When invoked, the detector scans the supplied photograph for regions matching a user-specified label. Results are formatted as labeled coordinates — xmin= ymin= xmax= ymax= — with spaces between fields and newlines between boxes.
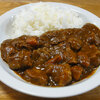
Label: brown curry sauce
xmin=1 ymin=23 xmax=100 ymax=87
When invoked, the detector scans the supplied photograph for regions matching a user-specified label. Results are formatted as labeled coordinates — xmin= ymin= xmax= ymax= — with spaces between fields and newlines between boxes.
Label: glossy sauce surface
xmin=1 ymin=23 xmax=100 ymax=87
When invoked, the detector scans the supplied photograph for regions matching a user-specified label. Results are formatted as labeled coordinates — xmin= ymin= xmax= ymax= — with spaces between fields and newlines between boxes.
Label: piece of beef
xmin=68 ymin=37 xmax=82 ymax=51
xmin=8 ymin=50 xmax=33 ymax=70
xmin=63 ymin=47 xmax=77 ymax=64
xmin=1 ymin=39 xmax=16 ymax=62
xmin=78 ymin=52 xmax=90 ymax=67
xmin=46 ymin=55 xmax=62 ymax=64
xmin=26 ymin=36 xmax=39 ymax=46
xmin=46 ymin=64 xmax=72 ymax=86
xmin=80 ymin=45 xmax=100 ymax=67
xmin=32 ymin=47 xmax=51 ymax=66
xmin=11 ymin=35 xmax=39 ymax=50
xmin=71 ymin=66 xmax=83 ymax=80
xmin=86 ymin=32 xmax=100 ymax=46
xmin=39 ymin=29 xmax=66 ymax=46
xmin=26 ymin=67 xmax=48 ymax=86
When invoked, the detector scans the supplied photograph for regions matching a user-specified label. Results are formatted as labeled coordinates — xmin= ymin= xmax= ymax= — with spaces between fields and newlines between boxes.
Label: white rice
xmin=10 ymin=2 xmax=84 ymax=38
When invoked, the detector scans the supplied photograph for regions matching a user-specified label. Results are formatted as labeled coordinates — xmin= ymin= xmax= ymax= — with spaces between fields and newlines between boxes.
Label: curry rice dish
xmin=1 ymin=23 xmax=100 ymax=87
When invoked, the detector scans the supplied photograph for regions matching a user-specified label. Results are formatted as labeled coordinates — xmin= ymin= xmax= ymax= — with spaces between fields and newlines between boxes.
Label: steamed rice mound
xmin=10 ymin=2 xmax=84 ymax=38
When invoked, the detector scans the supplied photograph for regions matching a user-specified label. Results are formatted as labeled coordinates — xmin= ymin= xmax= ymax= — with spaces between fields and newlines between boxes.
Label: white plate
xmin=0 ymin=2 xmax=100 ymax=98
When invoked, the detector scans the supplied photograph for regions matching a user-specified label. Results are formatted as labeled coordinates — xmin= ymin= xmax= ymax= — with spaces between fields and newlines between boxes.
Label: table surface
xmin=0 ymin=0 xmax=100 ymax=100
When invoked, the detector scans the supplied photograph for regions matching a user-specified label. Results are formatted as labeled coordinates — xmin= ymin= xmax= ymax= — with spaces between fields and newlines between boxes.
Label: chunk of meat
xmin=26 ymin=36 xmax=39 ymax=46
xmin=78 ymin=52 xmax=90 ymax=67
xmin=49 ymin=42 xmax=67 ymax=57
xmin=86 ymin=32 xmax=100 ymax=46
xmin=90 ymin=54 xmax=100 ymax=67
xmin=89 ymin=46 xmax=100 ymax=67
xmin=82 ymin=23 xmax=100 ymax=46
xmin=39 ymin=30 xmax=66 ymax=46
xmin=32 ymin=47 xmax=51 ymax=66
xmin=46 ymin=55 xmax=62 ymax=64
xmin=80 ymin=45 xmax=100 ymax=67
xmin=1 ymin=39 xmax=16 ymax=62
xmin=63 ymin=47 xmax=77 ymax=64
xmin=46 ymin=64 xmax=72 ymax=86
xmin=86 ymin=32 xmax=96 ymax=44
xmin=26 ymin=67 xmax=48 ymax=86
xmin=11 ymin=38 xmax=32 ymax=50
xmin=95 ymin=34 xmax=100 ymax=46
xmin=80 ymin=45 xmax=97 ymax=56
xmin=71 ymin=66 xmax=83 ymax=80
xmin=68 ymin=37 xmax=82 ymax=51
xmin=8 ymin=50 xmax=33 ymax=70
xmin=82 ymin=23 xmax=100 ymax=33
